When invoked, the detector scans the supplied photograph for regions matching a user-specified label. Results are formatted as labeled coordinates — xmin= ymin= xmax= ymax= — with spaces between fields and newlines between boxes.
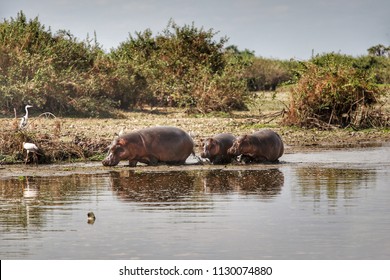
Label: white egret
xmin=19 ymin=105 xmax=33 ymax=129
xmin=23 ymin=142 xmax=40 ymax=164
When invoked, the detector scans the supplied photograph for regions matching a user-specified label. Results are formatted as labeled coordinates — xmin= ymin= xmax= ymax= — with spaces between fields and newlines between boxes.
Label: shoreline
xmin=1 ymin=104 xmax=389 ymax=166
xmin=1 ymin=142 xmax=389 ymax=179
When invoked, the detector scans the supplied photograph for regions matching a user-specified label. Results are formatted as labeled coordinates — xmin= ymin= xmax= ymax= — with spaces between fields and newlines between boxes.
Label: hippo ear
xmin=203 ymin=138 xmax=211 ymax=145
xmin=109 ymin=137 xmax=118 ymax=148
xmin=242 ymin=135 xmax=251 ymax=143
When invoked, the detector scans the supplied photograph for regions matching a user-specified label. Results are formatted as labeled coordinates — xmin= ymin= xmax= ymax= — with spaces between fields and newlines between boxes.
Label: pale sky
xmin=1 ymin=0 xmax=389 ymax=60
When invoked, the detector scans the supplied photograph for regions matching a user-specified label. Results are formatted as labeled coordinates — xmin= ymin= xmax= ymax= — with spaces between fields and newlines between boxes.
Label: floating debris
xmin=87 ymin=212 xmax=96 ymax=224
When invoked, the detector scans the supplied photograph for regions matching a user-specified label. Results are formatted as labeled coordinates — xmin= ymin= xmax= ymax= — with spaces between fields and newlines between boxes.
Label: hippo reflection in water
xmin=109 ymin=170 xmax=196 ymax=203
xmin=203 ymin=169 xmax=284 ymax=198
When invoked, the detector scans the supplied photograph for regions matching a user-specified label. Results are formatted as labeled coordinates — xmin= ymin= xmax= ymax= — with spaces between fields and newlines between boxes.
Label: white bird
xmin=19 ymin=105 xmax=33 ymax=129
xmin=23 ymin=177 xmax=38 ymax=199
xmin=23 ymin=142 xmax=40 ymax=164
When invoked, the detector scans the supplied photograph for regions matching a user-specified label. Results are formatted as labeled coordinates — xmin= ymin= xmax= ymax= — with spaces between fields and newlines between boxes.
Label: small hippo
xmin=201 ymin=133 xmax=236 ymax=164
xmin=102 ymin=126 xmax=194 ymax=166
xmin=228 ymin=129 xmax=284 ymax=163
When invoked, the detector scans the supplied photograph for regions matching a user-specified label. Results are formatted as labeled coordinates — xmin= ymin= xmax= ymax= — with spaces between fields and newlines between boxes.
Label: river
xmin=1 ymin=146 xmax=389 ymax=259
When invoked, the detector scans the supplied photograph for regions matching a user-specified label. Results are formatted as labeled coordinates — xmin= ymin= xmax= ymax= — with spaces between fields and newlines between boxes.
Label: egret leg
xmin=32 ymin=152 xmax=38 ymax=164
xmin=25 ymin=151 xmax=29 ymax=164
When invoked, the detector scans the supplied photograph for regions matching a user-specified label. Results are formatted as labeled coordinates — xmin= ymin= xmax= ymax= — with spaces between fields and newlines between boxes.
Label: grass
xmin=1 ymin=91 xmax=389 ymax=164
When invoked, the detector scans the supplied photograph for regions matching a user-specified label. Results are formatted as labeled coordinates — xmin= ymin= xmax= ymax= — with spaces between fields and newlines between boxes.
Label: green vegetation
xmin=244 ymin=57 xmax=296 ymax=91
xmin=0 ymin=11 xmax=389 ymax=129
xmin=111 ymin=20 xmax=249 ymax=112
xmin=0 ymin=12 xmax=248 ymax=116
xmin=284 ymin=53 xmax=389 ymax=129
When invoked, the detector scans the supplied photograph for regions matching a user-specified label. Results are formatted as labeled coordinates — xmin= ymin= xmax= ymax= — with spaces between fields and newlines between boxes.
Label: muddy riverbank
xmin=1 ymin=95 xmax=389 ymax=166
xmin=1 ymin=143 xmax=389 ymax=179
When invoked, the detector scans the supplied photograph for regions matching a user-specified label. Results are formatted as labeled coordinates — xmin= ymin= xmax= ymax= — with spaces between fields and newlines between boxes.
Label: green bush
xmin=1 ymin=14 xmax=248 ymax=115
xmin=2 ymin=12 xmax=388 ymax=119
xmin=285 ymin=53 xmax=386 ymax=128
xmin=244 ymin=57 xmax=294 ymax=91
xmin=0 ymin=12 xmax=137 ymax=117
xmin=112 ymin=20 xmax=248 ymax=112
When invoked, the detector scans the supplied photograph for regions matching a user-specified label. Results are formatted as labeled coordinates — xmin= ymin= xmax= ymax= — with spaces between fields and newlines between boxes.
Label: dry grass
xmin=1 ymin=91 xmax=389 ymax=164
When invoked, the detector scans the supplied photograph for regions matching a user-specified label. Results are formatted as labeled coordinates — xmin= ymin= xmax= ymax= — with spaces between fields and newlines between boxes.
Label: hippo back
xmin=138 ymin=126 xmax=194 ymax=162
xmin=252 ymin=129 xmax=284 ymax=161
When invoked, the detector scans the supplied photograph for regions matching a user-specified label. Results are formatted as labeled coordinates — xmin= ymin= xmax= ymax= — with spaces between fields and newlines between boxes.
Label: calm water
xmin=1 ymin=146 xmax=389 ymax=260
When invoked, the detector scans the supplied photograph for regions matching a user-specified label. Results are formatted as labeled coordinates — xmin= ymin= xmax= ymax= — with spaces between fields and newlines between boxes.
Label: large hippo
xmin=228 ymin=129 xmax=284 ymax=163
xmin=102 ymin=126 xmax=194 ymax=166
xmin=201 ymin=133 xmax=236 ymax=164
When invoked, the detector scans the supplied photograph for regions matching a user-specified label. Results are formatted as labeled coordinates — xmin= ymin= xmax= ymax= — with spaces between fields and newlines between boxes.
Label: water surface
xmin=1 ymin=146 xmax=389 ymax=259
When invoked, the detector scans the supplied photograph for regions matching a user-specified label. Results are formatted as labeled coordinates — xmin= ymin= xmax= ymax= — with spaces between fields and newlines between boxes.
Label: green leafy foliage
xmin=244 ymin=57 xmax=295 ymax=91
xmin=0 ymin=11 xmax=138 ymax=117
xmin=285 ymin=53 xmax=386 ymax=128
xmin=0 ymin=12 xmax=388 ymax=120
xmin=111 ymin=20 xmax=248 ymax=112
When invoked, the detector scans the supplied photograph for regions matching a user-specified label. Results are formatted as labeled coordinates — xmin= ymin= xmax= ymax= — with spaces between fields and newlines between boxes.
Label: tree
xmin=367 ymin=44 xmax=390 ymax=57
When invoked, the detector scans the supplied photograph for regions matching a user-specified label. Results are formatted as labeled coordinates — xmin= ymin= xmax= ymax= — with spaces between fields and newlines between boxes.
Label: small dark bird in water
xmin=87 ymin=212 xmax=96 ymax=224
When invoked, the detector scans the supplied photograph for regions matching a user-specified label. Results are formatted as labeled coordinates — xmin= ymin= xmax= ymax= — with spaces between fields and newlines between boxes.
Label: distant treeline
xmin=1 ymin=11 xmax=389 ymax=119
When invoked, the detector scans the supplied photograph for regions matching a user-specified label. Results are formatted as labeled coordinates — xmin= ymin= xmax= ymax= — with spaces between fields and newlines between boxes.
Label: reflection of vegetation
xmin=0 ymin=177 xmax=44 ymax=230
xmin=295 ymin=167 xmax=375 ymax=202
xmin=0 ymin=175 xmax=104 ymax=231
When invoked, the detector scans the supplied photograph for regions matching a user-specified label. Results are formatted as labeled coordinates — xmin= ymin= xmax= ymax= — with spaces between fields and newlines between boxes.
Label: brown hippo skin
xmin=201 ymin=133 xmax=236 ymax=164
xmin=227 ymin=129 xmax=284 ymax=163
xmin=102 ymin=126 xmax=194 ymax=166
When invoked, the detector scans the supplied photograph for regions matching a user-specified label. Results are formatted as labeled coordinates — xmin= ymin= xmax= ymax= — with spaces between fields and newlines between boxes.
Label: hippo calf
xmin=102 ymin=126 xmax=194 ymax=166
xmin=201 ymin=133 xmax=236 ymax=164
xmin=228 ymin=129 xmax=284 ymax=163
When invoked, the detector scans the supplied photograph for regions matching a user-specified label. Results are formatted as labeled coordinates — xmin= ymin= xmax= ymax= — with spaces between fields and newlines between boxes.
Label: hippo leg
xmin=168 ymin=160 xmax=186 ymax=165
xmin=253 ymin=156 xmax=270 ymax=163
xmin=239 ymin=155 xmax=257 ymax=164
xmin=129 ymin=160 xmax=138 ymax=167
xmin=148 ymin=157 xmax=159 ymax=166
xmin=212 ymin=155 xmax=228 ymax=165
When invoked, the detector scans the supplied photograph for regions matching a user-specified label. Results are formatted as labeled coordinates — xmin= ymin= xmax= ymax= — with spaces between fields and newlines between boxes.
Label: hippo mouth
xmin=227 ymin=147 xmax=240 ymax=156
xmin=200 ymin=151 xmax=209 ymax=158
xmin=102 ymin=152 xmax=121 ymax=166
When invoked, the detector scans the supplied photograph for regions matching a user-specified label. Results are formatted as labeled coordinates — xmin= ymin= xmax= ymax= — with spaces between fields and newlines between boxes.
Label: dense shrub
xmin=0 ymin=12 xmax=138 ymax=117
xmin=1 ymin=14 xmax=248 ymax=115
xmin=112 ymin=20 xmax=248 ymax=112
xmin=244 ymin=57 xmax=294 ymax=91
xmin=284 ymin=54 xmax=386 ymax=129
xmin=1 ymin=12 xmax=388 ymax=119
